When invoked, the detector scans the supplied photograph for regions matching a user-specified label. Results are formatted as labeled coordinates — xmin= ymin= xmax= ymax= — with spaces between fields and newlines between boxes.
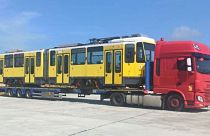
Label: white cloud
xmin=171 ymin=26 xmax=202 ymax=40
xmin=0 ymin=11 xmax=45 ymax=52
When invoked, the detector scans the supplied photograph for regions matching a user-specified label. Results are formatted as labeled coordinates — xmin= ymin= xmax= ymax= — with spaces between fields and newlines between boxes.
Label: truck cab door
xmin=176 ymin=57 xmax=195 ymax=100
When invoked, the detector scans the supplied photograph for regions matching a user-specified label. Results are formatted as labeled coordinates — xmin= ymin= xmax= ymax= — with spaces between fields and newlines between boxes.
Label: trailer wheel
xmin=25 ymin=90 xmax=32 ymax=99
xmin=166 ymin=94 xmax=184 ymax=111
xmin=7 ymin=89 xmax=13 ymax=97
xmin=17 ymin=89 xmax=22 ymax=98
xmin=110 ymin=93 xmax=125 ymax=106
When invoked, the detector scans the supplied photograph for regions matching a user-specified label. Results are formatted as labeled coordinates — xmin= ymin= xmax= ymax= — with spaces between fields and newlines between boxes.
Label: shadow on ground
xmin=1 ymin=95 xmax=209 ymax=113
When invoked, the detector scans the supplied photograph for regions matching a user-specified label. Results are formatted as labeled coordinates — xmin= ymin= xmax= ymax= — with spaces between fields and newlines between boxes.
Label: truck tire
xmin=25 ymin=90 xmax=32 ymax=99
xmin=166 ymin=94 xmax=184 ymax=111
xmin=110 ymin=93 xmax=125 ymax=106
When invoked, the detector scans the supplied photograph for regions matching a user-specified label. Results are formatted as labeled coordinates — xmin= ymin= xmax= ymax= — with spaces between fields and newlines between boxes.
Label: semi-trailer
xmin=0 ymin=38 xmax=210 ymax=111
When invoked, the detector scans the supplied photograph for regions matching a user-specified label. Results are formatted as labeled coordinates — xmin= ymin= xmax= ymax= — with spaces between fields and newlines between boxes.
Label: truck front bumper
xmin=185 ymin=92 xmax=210 ymax=109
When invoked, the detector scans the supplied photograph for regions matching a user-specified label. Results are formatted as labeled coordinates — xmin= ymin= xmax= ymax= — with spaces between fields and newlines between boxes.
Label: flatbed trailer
xmin=0 ymin=86 xmax=163 ymax=109
xmin=0 ymin=86 xmax=64 ymax=99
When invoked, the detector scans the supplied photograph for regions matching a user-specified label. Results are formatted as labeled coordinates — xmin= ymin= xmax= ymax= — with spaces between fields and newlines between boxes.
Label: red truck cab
xmin=153 ymin=40 xmax=210 ymax=110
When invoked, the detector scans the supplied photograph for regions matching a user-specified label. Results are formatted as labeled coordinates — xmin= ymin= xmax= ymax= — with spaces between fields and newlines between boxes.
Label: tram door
xmin=0 ymin=59 xmax=3 ymax=82
xmin=56 ymin=54 xmax=69 ymax=84
xmin=105 ymin=50 xmax=122 ymax=85
xmin=25 ymin=57 xmax=35 ymax=84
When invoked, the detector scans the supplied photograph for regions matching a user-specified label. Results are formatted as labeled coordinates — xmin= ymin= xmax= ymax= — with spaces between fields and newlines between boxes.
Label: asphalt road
xmin=0 ymin=94 xmax=209 ymax=136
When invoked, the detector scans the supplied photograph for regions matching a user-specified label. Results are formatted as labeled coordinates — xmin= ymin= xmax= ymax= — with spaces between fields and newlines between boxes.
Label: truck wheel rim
xmin=115 ymin=95 xmax=122 ymax=103
xmin=170 ymin=98 xmax=180 ymax=108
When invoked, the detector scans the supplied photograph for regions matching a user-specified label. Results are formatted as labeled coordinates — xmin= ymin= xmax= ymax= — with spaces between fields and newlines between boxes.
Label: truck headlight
xmin=197 ymin=96 xmax=204 ymax=102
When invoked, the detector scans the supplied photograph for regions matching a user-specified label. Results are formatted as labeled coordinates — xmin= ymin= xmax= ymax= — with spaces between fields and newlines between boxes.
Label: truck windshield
xmin=194 ymin=53 xmax=210 ymax=74
xmin=144 ymin=43 xmax=155 ymax=62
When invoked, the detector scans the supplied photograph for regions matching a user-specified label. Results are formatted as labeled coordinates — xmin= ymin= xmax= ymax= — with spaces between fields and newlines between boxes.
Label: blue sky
xmin=0 ymin=0 xmax=210 ymax=52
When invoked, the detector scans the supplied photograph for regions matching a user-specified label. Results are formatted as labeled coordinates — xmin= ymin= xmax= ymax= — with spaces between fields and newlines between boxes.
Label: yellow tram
xmin=0 ymin=35 xmax=155 ymax=89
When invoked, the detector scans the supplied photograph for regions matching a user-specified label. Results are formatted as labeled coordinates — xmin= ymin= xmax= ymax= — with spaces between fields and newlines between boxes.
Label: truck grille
xmin=204 ymin=89 xmax=210 ymax=103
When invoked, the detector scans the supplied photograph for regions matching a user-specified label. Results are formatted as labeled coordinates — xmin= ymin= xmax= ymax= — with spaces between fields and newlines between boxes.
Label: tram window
xmin=106 ymin=52 xmax=112 ymax=73
xmin=87 ymin=46 xmax=103 ymax=64
xmin=144 ymin=43 xmax=155 ymax=62
xmin=136 ymin=42 xmax=145 ymax=63
xmin=4 ymin=54 xmax=13 ymax=68
xmin=115 ymin=51 xmax=121 ymax=73
xmin=25 ymin=58 xmax=29 ymax=74
xmin=64 ymin=55 xmax=69 ymax=74
xmin=0 ymin=60 xmax=3 ymax=74
xmin=71 ymin=48 xmax=86 ymax=65
xmin=14 ymin=53 xmax=24 ymax=67
xmin=50 ymin=51 xmax=55 ymax=66
xmin=31 ymin=58 xmax=35 ymax=74
xmin=125 ymin=44 xmax=134 ymax=63
xmin=36 ymin=52 xmax=41 ymax=67
xmin=57 ymin=56 xmax=62 ymax=74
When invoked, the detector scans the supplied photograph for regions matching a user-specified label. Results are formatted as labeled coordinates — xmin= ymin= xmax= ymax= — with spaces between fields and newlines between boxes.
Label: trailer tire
xmin=7 ymin=89 xmax=13 ymax=97
xmin=110 ymin=93 xmax=125 ymax=106
xmin=17 ymin=89 xmax=22 ymax=98
xmin=25 ymin=90 xmax=32 ymax=99
xmin=166 ymin=94 xmax=184 ymax=111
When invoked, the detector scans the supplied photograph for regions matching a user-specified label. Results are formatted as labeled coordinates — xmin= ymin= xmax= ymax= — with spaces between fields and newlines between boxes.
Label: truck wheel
xmin=25 ymin=90 xmax=32 ymax=99
xmin=110 ymin=93 xmax=125 ymax=106
xmin=17 ymin=89 xmax=22 ymax=98
xmin=166 ymin=94 xmax=184 ymax=111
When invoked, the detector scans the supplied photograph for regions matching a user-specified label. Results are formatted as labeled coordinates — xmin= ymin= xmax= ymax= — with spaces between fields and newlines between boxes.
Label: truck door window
xmin=177 ymin=57 xmax=190 ymax=71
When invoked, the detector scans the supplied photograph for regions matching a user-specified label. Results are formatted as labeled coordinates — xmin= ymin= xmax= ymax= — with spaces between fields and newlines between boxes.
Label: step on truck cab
xmin=153 ymin=39 xmax=210 ymax=110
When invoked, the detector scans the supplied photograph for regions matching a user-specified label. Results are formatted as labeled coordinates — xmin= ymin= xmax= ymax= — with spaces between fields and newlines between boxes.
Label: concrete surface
xmin=0 ymin=94 xmax=209 ymax=136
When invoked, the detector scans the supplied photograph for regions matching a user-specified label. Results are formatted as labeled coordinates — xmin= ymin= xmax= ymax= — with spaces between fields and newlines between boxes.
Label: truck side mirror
xmin=186 ymin=58 xmax=192 ymax=72
xmin=187 ymin=58 xmax=192 ymax=66
xmin=187 ymin=67 xmax=192 ymax=72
